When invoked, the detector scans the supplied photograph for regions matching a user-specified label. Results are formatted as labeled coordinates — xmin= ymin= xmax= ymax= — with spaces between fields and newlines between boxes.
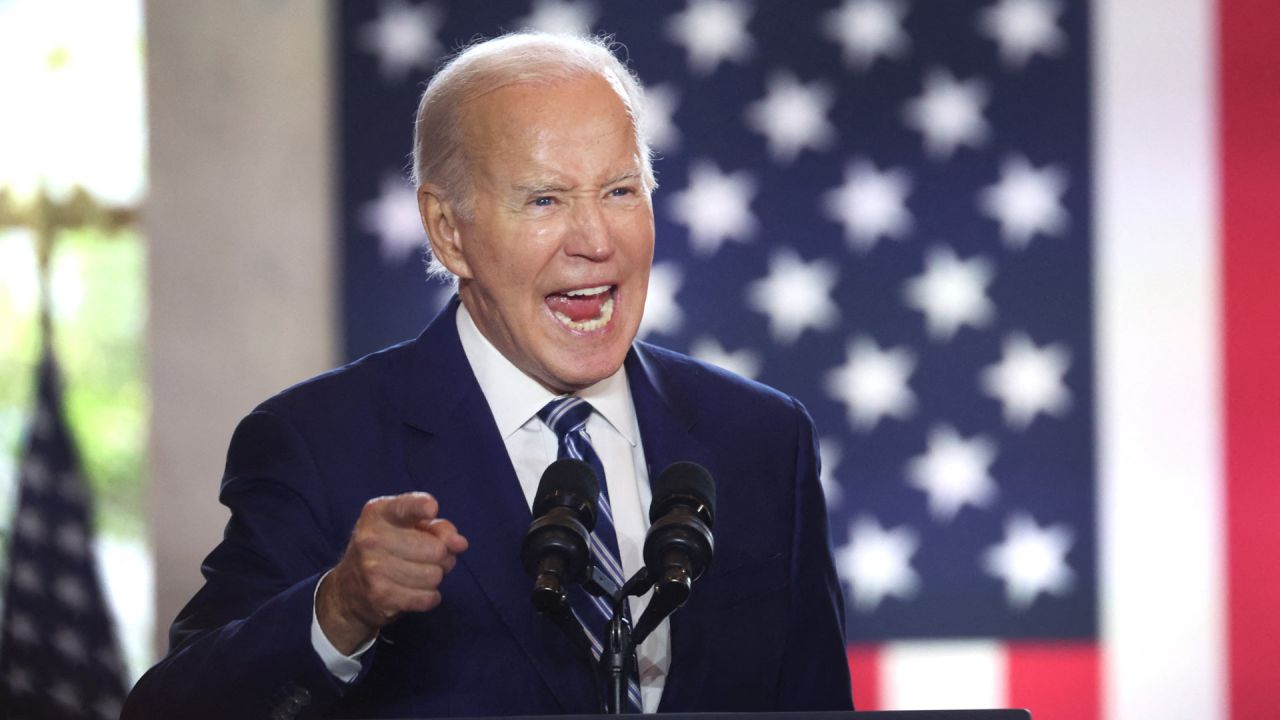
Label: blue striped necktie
xmin=538 ymin=395 xmax=643 ymax=713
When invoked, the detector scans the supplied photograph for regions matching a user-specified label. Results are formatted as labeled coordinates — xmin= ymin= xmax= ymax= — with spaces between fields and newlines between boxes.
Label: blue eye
xmin=531 ymin=196 xmax=554 ymax=207
xmin=609 ymin=187 xmax=633 ymax=197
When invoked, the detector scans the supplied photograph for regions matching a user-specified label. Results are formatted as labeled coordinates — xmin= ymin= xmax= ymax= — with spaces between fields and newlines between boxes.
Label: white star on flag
xmin=49 ymin=680 xmax=79 ymax=710
xmin=12 ymin=562 xmax=41 ymax=593
xmin=689 ymin=336 xmax=762 ymax=380
xmin=56 ymin=523 xmax=87 ymax=558
xmin=514 ymin=0 xmax=598 ymax=35
xmin=826 ymin=336 xmax=917 ymax=432
xmin=903 ymin=68 xmax=991 ymax=159
xmin=823 ymin=0 xmax=911 ymax=70
xmin=360 ymin=176 xmax=425 ymax=264
xmin=357 ymin=0 xmax=444 ymax=83
xmin=35 ymin=405 xmax=54 ymax=436
xmin=640 ymin=83 xmax=682 ymax=153
xmin=903 ymin=244 xmax=996 ymax=341
xmin=665 ymin=0 xmax=755 ymax=76
xmin=978 ymin=0 xmax=1066 ymax=69
xmin=22 ymin=456 xmax=49 ymax=491
xmin=53 ymin=627 xmax=88 ymax=662
xmin=6 ymin=667 xmax=33 ymax=694
xmin=981 ymin=332 xmax=1072 ymax=429
xmin=94 ymin=697 xmax=124 ymax=720
xmin=822 ymin=159 xmax=914 ymax=251
xmin=668 ymin=159 xmax=758 ymax=256
xmin=57 ymin=471 xmax=87 ymax=503
xmin=744 ymin=71 xmax=837 ymax=163
xmin=53 ymin=575 xmax=89 ymax=611
xmin=15 ymin=510 xmax=46 ymax=542
xmin=983 ymin=512 xmax=1075 ymax=610
xmin=819 ymin=437 xmax=845 ymax=507
xmin=8 ymin=613 xmax=38 ymax=644
xmin=638 ymin=261 xmax=684 ymax=338
xmin=746 ymin=249 xmax=840 ymax=344
xmin=836 ymin=515 xmax=922 ymax=612
xmin=979 ymin=154 xmax=1069 ymax=249
xmin=906 ymin=425 xmax=999 ymax=522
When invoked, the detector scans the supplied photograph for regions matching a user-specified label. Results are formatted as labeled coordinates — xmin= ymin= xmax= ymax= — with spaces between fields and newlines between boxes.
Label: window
xmin=0 ymin=0 xmax=151 ymax=680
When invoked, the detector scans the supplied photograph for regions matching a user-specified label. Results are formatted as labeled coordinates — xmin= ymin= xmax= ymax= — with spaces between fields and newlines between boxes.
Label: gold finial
xmin=0 ymin=185 xmax=140 ymax=341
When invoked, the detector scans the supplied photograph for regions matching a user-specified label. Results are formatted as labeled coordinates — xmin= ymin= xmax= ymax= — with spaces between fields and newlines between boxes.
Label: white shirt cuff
xmin=311 ymin=570 xmax=376 ymax=683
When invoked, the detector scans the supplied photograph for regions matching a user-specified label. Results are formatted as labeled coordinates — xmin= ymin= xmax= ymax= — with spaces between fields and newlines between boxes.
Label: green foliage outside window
xmin=0 ymin=228 xmax=147 ymax=539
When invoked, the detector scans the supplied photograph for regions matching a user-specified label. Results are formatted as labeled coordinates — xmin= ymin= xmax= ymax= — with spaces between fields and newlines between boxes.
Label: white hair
xmin=411 ymin=32 xmax=656 ymax=282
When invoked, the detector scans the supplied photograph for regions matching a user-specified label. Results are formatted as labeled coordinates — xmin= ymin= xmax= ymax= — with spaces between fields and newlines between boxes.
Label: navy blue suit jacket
xmin=124 ymin=300 xmax=852 ymax=718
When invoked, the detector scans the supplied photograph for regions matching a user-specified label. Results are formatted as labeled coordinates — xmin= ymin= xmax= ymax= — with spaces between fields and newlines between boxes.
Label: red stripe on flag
xmin=847 ymin=645 xmax=881 ymax=711
xmin=1221 ymin=1 xmax=1280 ymax=719
xmin=1006 ymin=643 xmax=1098 ymax=720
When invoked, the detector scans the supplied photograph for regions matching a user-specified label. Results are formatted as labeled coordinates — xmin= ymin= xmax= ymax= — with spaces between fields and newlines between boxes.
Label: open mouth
xmin=545 ymin=284 xmax=616 ymax=332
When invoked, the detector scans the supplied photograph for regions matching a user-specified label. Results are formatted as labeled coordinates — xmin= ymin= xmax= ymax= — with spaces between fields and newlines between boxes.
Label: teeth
xmin=565 ymin=285 xmax=610 ymax=297
xmin=553 ymin=295 xmax=614 ymax=331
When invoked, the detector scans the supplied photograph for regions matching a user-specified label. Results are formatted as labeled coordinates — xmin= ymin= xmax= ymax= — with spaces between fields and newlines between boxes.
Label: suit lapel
xmin=396 ymin=298 xmax=595 ymax=712
xmin=625 ymin=345 xmax=722 ymax=712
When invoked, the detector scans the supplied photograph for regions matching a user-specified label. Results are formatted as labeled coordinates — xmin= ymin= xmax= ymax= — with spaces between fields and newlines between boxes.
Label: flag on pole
xmin=0 ymin=346 xmax=128 ymax=719
xmin=336 ymin=1 xmax=1280 ymax=718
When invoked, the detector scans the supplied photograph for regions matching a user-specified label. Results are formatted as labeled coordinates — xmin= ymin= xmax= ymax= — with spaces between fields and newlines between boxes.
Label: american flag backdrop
xmin=336 ymin=2 xmax=1280 ymax=719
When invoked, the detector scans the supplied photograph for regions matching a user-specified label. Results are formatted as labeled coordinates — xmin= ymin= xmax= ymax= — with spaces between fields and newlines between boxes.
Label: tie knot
xmin=538 ymin=396 xmax=594 ymax=439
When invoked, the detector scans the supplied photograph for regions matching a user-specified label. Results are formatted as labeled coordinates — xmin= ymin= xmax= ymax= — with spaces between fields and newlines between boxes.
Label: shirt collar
xmin=455 ymin=302 xmax=638 ymax=446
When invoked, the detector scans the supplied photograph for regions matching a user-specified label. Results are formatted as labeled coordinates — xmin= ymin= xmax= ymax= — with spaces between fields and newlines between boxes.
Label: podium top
xmin=849 ymin=707 xmax=1029 ymax=712
xmin=456 ymin=711 xmax=1031 ymax=720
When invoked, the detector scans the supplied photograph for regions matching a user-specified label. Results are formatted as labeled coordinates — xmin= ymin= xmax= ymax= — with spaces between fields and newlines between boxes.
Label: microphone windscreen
xmin=532 ymin=458 xmax=599 ymax=519
xmin=649 ymin=461 xmax=716 ymax=524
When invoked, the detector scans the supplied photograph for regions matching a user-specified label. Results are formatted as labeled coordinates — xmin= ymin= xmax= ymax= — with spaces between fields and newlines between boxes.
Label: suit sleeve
xmin=775 ymin=398 xmax=855 ymax=710
xmin=122 ymin=408 xmax=369 ymax=720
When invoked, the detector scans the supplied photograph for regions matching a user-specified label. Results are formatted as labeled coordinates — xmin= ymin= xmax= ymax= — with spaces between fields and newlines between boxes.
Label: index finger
xmin=379 ymin=492 xmax=440 ymax=527
xmin=422 ymin=518 xmax=469 ymax=554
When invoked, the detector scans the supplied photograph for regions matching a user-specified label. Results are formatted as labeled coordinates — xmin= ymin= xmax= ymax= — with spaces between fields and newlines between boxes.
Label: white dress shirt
xmin=313 ymin=304 xmax=671 ymax=712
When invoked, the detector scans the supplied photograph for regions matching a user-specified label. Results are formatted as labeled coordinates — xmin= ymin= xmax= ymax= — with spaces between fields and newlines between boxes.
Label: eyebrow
xmin=514 ymin=170 xmax=643 ymax=196
xmin=515 ymin=183 xmax=569 ymax=196
xmin=604 ymin=170 xmax=642 ymax=186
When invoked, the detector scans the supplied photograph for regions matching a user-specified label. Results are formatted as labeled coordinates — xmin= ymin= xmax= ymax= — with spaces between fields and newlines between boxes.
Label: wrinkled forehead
xmin=460 ymin=73 xmax=640 ymax=163
xmin=465 ymin=62 xmax=636 ymax=116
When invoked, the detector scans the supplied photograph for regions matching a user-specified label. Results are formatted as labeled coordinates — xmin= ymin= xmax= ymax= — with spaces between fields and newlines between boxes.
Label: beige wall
xmin=145 ymin=0 xmax=336 ymax=651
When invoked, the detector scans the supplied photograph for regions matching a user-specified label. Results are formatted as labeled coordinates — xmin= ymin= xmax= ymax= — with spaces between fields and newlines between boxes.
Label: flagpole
xmin=34 ymin=186 xmax=55 ymax=358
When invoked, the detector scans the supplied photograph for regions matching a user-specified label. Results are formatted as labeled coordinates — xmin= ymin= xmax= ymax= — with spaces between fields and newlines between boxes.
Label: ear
xmin=419 ymin=184 xmax=473 ymax=279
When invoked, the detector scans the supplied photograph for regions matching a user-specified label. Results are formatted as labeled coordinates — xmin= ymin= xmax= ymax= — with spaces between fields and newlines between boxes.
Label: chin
xmin=547 ymin=346 xmax=629 ymax=392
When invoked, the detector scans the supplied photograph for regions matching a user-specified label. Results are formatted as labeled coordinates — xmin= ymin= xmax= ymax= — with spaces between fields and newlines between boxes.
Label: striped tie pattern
xmin=538 ymin=396 xmax=643 ymax=713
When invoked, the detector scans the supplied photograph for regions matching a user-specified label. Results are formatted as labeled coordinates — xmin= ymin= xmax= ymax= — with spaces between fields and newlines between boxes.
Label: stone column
xmin=144 ymin=0 xmax=336 ymax=653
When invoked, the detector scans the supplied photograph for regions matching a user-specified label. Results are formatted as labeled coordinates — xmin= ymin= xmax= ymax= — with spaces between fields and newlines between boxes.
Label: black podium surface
xmin=459 ymin=711 xmax=1030 ymax=720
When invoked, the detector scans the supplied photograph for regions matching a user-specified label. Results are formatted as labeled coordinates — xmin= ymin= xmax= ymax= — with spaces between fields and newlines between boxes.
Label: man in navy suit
xmin=124 ymin=32 xmax=852 ymax=718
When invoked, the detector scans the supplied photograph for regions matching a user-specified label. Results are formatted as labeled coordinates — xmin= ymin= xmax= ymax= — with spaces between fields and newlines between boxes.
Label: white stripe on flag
xmin=1093 ymin=1 xmax=1227 ymax=720
xmin=881 ymin=640 xmax=1005 ymax=711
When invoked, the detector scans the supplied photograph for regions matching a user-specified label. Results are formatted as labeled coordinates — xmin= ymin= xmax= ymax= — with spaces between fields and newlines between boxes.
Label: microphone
xmin=520 ymin=458 xmax=599 ymax=615
xmin=632 ymin=462 xmax=715 ymax=644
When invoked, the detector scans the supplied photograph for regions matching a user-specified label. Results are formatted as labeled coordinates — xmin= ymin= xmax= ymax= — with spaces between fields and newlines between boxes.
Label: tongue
xmin=547 ymin=292 xmax=607 ymax=322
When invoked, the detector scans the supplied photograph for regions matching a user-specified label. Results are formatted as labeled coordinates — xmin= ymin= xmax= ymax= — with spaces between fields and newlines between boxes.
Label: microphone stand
xmin=535 ymin=575 xmax=607 ymax=712
xmin=545 ymin=556 xmax=704 ymax=713
xmin=568 ymin=563 xmax=700 ymax=714
xmin=583 ymin=567 xmax=647 ymax=714
xmin=534 ymin=561 xmax=648 ymax=714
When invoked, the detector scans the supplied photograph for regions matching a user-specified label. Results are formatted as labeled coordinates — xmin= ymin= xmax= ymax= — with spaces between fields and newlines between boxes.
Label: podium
xmin=460 ymin=707 xmax=1029 ymax=712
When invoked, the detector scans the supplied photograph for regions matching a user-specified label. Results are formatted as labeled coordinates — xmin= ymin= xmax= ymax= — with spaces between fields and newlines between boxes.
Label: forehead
xmin=461 ymin=75 xmax=640 ymax=182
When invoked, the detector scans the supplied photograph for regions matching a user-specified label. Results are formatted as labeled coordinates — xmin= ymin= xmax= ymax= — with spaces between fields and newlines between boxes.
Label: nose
xmin=563 ymin=198 xmax=615 ymax=262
